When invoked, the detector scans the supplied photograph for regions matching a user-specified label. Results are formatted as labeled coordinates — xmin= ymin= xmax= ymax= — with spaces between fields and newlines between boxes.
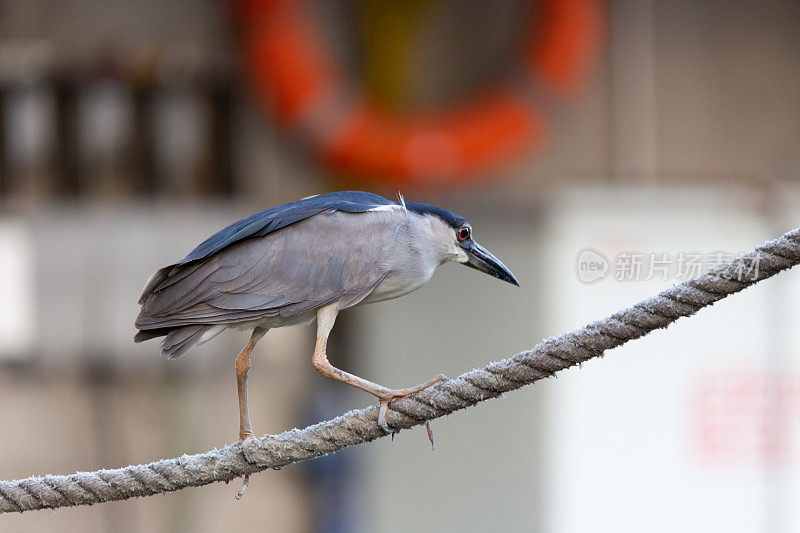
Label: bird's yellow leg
xmin=234 ymin=326 xmax=267 ymax=500
xmin=312 ymin=303 xmax=447 ymax=434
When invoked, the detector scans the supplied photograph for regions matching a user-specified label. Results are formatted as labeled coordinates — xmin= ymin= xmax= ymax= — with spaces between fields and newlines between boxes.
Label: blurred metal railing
xmin=0 ymin=43 xmax=236 ymax=202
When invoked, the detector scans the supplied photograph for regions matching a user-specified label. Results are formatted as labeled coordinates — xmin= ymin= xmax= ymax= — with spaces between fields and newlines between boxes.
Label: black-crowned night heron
xmin=134 ymin=191 xmax=517 ymax=494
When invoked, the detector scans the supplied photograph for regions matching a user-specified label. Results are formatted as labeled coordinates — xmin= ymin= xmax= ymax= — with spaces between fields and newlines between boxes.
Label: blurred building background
xmin=0 ymin=0 xmax=799 ymax=532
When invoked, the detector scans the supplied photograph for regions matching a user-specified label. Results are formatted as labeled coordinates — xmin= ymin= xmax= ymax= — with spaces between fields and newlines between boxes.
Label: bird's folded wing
xmin=135 ymin=210 xmax=399 ymax=330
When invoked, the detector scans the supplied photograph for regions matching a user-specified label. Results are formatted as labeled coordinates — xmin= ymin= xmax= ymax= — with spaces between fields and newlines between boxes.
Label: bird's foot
xmin=426 ymin=421 xmax=435 ymax=451
xmin=235 ymin=432 xmax=257 ymax=500
xmin=377 ymin=374 xmax=448 ymax=436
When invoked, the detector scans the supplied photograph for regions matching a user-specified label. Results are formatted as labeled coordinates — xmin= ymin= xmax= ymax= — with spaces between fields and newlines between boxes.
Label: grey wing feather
xmin=135 ymin=209 xmax=401 ymax=332
xmin=161 ymin=325 xmax=210 ymax=358
xmin=137 ymin=190 xmax=397 ymax=303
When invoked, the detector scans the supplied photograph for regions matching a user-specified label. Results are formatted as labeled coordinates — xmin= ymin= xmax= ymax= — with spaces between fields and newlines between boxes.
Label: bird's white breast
xmin=364 ymin=262 xmax=437 ymax=303
xmin=359 ymin=211 xmax=456 ymax=305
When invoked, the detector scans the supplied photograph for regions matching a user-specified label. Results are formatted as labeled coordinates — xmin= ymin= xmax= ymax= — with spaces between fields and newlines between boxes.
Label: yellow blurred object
xmin=358 ymin=0 xmax=439 ymax=110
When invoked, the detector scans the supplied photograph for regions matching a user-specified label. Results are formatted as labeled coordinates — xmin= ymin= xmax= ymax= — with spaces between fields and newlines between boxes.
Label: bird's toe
xmin=378 ymin=399 xmax=393 ymax=434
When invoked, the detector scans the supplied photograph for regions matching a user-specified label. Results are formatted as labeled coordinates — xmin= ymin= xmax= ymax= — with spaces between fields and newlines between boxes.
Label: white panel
xmin=774 ymin=188 xmax=800 ymax=533
xmin=541 ymin=186 xmax=781 ymax=533
xmin=0 ymin=222 xmax=35 ymax=358
xmin=30 ymin=205 xmax=254 ymax=370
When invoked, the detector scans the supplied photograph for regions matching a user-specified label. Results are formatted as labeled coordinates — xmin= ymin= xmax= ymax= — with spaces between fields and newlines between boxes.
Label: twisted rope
xmin=2 ymin=227 xmax=800 ymax=514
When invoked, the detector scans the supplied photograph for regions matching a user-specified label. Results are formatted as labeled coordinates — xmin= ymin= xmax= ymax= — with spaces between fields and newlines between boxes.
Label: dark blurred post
xmin=200 ymin=75 xmax=234 ymax=197
xmin=306 ymin=309 xmax=360 ymax=533
xmin=130 ymin=72 xmax=157 ymax=196
xmin=53 ymin=74 xmax=81 ymax=196
xmin=0 ymin=83 xmax=6 ymax=200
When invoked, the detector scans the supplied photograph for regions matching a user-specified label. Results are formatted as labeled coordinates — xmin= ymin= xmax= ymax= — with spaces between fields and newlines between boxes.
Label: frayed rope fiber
xmin=2 ymin=227 xmax=800 ymax=513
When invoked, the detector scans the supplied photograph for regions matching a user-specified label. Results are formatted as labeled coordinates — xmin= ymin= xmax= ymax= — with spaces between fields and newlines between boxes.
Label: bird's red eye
xmin=457 ymin=227 xmax=470 ymax=241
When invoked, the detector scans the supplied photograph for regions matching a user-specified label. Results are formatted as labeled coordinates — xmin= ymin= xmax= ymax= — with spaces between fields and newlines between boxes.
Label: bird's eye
xmin=457 ymin=227 xmax=470 ymax=241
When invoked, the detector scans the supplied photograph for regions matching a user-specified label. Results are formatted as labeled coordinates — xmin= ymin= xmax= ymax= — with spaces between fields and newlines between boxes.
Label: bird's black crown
xmin=405 ymin=202 xmax=468 ymax=230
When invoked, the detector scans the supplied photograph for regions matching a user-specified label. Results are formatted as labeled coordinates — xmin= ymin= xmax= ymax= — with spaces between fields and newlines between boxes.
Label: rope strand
xmin=2 ymin=227 xmax=799 ymax=513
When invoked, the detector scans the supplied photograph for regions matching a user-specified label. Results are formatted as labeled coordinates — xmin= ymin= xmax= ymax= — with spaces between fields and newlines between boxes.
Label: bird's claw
xmin=235 ymin=476 xmax=250 ymax=500
xmin=378 ymin=398 xmax=394 ymax=435
xmin=376 ymin=374 xmax=449 ymax=436
xmin=235 ymin=435 xmax=256 ymax=500
xmin=426 ymin=420 xmax=435 ymax=451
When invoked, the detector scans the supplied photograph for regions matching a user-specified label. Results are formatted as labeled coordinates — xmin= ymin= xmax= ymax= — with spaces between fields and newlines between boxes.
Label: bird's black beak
xmin=460 ymin=240 xmax=519 ymax=286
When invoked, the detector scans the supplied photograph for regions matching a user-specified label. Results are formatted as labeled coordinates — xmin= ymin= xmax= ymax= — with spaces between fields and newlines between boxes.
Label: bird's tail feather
xmin=133 ymin=329 xmax=166 ymax=343
xmin=160 ymin=325 xmax=210 ymax=359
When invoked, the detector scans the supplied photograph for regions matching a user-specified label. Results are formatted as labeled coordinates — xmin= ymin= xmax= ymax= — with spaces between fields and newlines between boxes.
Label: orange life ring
xmin=236 ymin=0 xmax=604 ymax=188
